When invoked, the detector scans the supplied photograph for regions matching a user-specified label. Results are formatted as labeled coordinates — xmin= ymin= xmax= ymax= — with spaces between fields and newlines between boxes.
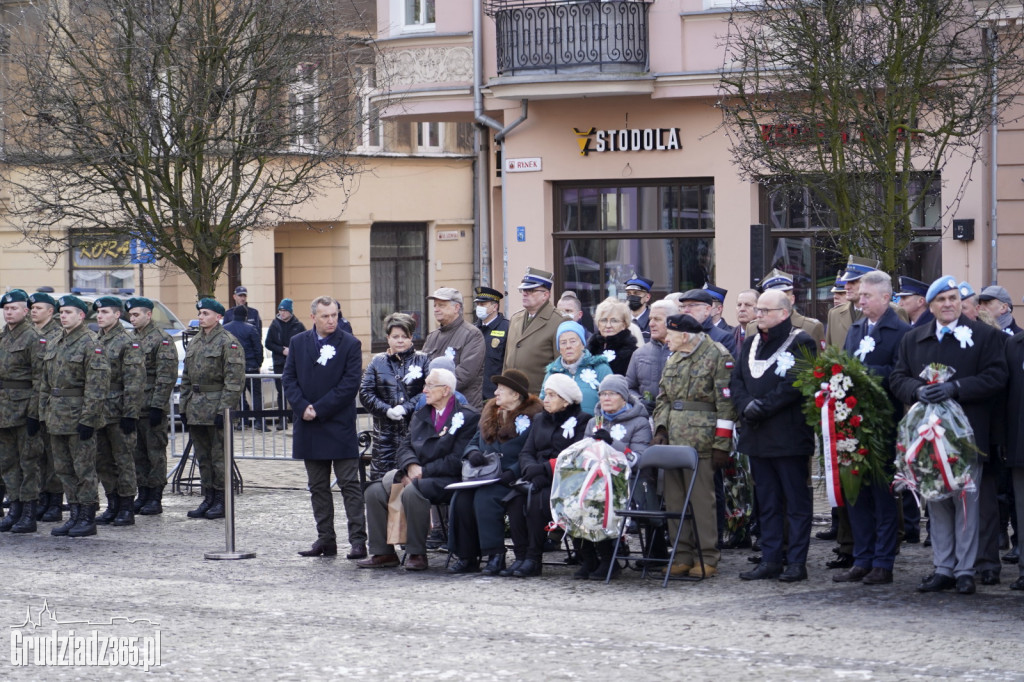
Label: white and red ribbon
xmin=578 ymin=449 xmax=624 ymax=530
xmin=818 ymin=388 xmax=844 ymax=508
xmin=905 ymin=413 xmax=955 ymax=492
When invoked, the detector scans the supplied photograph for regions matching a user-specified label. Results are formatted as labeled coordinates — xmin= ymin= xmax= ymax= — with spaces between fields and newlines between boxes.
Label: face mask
xmin=475 ymin=306 xmax=489 ymax=320
xmin=626 ymin=295 xmax=643 ymax=312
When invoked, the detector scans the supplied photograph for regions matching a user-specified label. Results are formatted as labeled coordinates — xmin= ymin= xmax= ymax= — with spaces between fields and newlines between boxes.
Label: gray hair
xmin=650 ymin=299 xmax=677 ymax=316
xmin=594 ymin=297 xmax=631 ymax=328
xmin=859 ymin=270 xmax=893 ymax=296
xmin=310 ymin=296 xmax=340 ymax=314
xmin=429 ymin=368 xmax=456 ymax=392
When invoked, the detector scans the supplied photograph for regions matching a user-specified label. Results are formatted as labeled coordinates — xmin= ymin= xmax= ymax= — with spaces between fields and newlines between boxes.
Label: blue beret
xmin=92 ymin=296 xmax=124 ymax=312
xmin=925 ymin=276 xmax=960 ymax=304
xmin=894 ymin=276 xmax=928 ymax=298
xmin=957 ymin=281 xmax=976 ymax=300
xmin=57 ymin=295 xmax=90 ymax=314
xmin=125 ymin=297 xmax=154 ymax=311
xmin=0 ymin=289 xmax=29 ymax=306
xmin=197 ymin=298 xmax=226 ymax=315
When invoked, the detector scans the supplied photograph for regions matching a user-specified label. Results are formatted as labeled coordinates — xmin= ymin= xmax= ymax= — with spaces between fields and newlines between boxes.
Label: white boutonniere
xmin=403 ymin=364 xmax=423 ymax=385
xmin=775 ymin=351 xmax=795 ymax=377
xmin=449 ymin=411 xmax=465 ymax=435
xmin=609 ymin=424 xmax=627 ymax=442
xmin=515 ymin=414 xmax=531 ymax=435
xmin=603 ymin=349 xmax=616 ymax=363
xmin=953 ymin=326 xmax=974 ymax=349
xmin=579 ymin=368 xmax=599 ymax=389
xmin=444 ymin=346 xmax=456 ymax=361
xmin=561 ymin=416 xmax=578 ymax=439
xmin=316 ymin=344 xmax=336 ymax=366
xmin=854 ymin=336 xmax=875 ymax=362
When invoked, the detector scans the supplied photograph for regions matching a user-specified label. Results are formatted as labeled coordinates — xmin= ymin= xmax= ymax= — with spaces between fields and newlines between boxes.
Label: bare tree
xmin=717 ymin=0 xmax=1024 ymax=271
xmin=0 ymin=0 xmax=375 ymax=296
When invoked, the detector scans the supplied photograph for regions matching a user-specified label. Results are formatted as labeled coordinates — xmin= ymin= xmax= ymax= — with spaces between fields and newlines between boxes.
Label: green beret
xmin=0 ymin=289 xmax=29 ymax=306
xmin=125 ymin=296 xmax=154 ymax=311
xmin=57 ymin=295 xmax=90 ymax=314
xmin=196 ymin=297 xmax=225 ymax=315
xmin=27 ymin=292 xmax=57 ymax=309
xmin=92 ymin=295 xmax=125 ymax=312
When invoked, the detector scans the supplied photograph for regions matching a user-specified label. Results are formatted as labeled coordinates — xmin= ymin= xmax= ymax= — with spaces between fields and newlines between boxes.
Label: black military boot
xmin=113 ymin=496 xmax=135 ymax=526
xmin=51 ymin=504 xmax=80 ymax=536
xmin=96 ymin=495 xmax=119 ymax=525
xmin=187 ymin=491 xmax=214 ymax=518
xmin=11 ymin=501 xmax=37 ymax=534
xmin=139 ymin=487 xmax=163 ymax=515
xmin=133 ymin=487 xmax=150 ymax=513
xmin=0 ymin=501 xmax=24 ymax=532
xmin=204 ymin=490 xmax=226 ymax=519
xmin=35 ymin=493 xmax=48 ymax=520
xmin=68 ymin=503 xmax=98 ymax=537
xmin=41 ymin=493 xmax=63 ymax=522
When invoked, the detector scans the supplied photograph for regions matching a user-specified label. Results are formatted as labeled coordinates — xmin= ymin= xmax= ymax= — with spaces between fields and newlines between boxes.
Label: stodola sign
xmin=573 ymin=127 xmax=681 ymax=156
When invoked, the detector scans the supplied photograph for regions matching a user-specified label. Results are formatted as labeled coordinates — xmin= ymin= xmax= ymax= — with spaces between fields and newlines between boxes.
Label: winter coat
xmin=584 ymin=399 xmax=652 ymax=462
xmin=478 ymin=313 xmax=510 ymax=401
xmin=463 ymin=395 xmax=544 ymax=478
xmin=503 ymin=300 xmax=567 ymax=395
xmin=842 ymin=306 xmax=910 ymax=412
xmin=395 ymin=398 xmax=481 ymax=503
xmin=422 ymin=317 xmax=486 ymax=410
xmin=517 ymin=403 xmax=590 ymax=487
xmin=265 ymin=315 xmax=307 ymax=372
xmin=625 ymin=338 xmax=671 ymax=414
xmin=223 ymin=319 xmax=263 ymax=372
xmin=541 ymin=351 xmax=612 ymax=415
xmin=1005 ymin=333 xmax=1024 ymax=468
xmin=587 ymin=327 xmax=638 ymax=376
xmin=358 ymin=348 xmax=431 ymax=481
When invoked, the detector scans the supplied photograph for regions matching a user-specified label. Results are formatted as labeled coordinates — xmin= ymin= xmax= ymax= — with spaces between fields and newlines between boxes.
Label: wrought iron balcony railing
xmin=487 ymin=0 xmax=652 ymax=76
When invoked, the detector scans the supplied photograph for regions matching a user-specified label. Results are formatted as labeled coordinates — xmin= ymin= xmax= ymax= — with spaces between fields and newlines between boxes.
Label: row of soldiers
xmin=0 ymin=291 xmax=177 ymax=537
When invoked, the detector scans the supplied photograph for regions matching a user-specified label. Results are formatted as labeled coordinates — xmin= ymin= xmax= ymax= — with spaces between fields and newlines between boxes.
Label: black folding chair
xmin=607 ymin=445 xmax=702 ymax=587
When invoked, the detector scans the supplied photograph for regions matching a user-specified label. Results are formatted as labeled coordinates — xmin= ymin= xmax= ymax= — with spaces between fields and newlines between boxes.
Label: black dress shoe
xmin=747 ymin=554 xmax=763 ymax=564
xmin=499 ymin=559 xmax=524 ymax=577
xmin=778 ymin=563 xmax=807 ymax=582
xmin=979 ymin=569 xmax=1000 ymax=585
xmin=862 ymin=567 xmax=894 ymax=585
xmin=826 ymin=553 xmax=854 ymax=569
xmin=481 ymin=554 xmax=506 ymax=576
xmin=345 ymin=543 xmax=367 ymax=560
xmin=1003 ymin=546 xmax=1020 ymax=564
xmin=917 ymin=573 xmax=956 ymax=592
xmin=298 ymin=540 xmax=338 ymax=557
xmin=815 ymin=528 xmax=838 ymax=541
xmin=739 ymin=562 xmax=782 ymax=580
xmin=923 ymin=535 xmax=932 ymax=548
xmin=1009 ymin=576 xmax=1024 ymax=590
xmin=956 ymin=575 xmax=976 ymax=594
xmin=446 ymin=558 xmax=480 ymax=574
xmin=904 ymin=532 xmax=920 ymax=544
xmin=833 ymin=565 xmax=870 ymax=583
xmin=512 ymin=558 xmax=542 ymax=577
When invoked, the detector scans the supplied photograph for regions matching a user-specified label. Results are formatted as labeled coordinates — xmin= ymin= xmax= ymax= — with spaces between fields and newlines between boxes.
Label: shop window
xmin=370 ymin=222 xmax=428 ymax=351
xmin=69 ymin=232 xmax=135 ymax=292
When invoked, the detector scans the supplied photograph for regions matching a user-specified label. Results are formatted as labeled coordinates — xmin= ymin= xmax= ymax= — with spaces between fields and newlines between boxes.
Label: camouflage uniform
xmin=133 ymin=321 xmax=177 ymax=491
xmin=36 ymin=316 xmax=66 ymax=504
xmin=179 ymin=324 xmax=244 ymax=492
xmin=96 ymin=322 xmax=144 ymax=499
xmin=40 ymin=322 xmax=110 ymax=506
xmin=0 ymin=318 xmax=44 ymax=503
xmin=653 ymin=335 xmax=737 ymax=570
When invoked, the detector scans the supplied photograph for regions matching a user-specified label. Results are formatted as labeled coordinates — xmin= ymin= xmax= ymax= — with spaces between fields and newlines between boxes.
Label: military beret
xmin=27 ymin=292 xmax=57 ymax=309
xmin=926 ymin=276 xmax=960 ymax=304
xmin=92 ymin=295 xmax=124 ymax=312
xmin=125 ymin=296 xmax=154 ymax=311
xmin=957 ymin=281 xmax=976 ymax=300
xmin=197 ymin=297 xmax=226 ymax=315
xmin=57 ymin=294 xmax=90 ymax=314
xmin=666 ymin=314 xmax=704 ymax=334
xmin=0 ymin=289 xmax=29 ymax=306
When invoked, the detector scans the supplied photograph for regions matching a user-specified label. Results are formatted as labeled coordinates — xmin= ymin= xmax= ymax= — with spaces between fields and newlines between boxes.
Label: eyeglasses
xmin=755 ymin=307 xmax=784 ymax=315
xmin=424 ymin=383 xmax=445 ymax=390
xmin=679 ymin=303 xmax=709 ymax=310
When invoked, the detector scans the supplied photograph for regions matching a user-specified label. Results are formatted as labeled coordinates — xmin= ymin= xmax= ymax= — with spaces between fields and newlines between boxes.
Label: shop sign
xmin=505 ymin=157 xmax=542 ymax=173
xmin=573 ymin=127 xmax=681 ymax=156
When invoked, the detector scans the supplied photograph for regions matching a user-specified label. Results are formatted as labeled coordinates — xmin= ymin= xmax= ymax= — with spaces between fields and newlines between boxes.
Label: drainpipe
xmin=988 ymin=27 xmax=999 ymax=286
xmin=474 ymin=0 xmax=528 ymax=297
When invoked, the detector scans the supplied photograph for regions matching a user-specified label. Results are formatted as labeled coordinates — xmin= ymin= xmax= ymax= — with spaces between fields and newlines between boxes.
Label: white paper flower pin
xmin=403 ymin=364 xmax=423 ymax=385
xmin=775 ymin=351 xmax=795 ymax=377
xmin=317 ymin=344 xmax=336 ymax=366
xmin=449 ymin=412 xmax=465 ymax=435
xmin=854 ymin=336 xmax=875 ymax=362
xmin=561 ymin=416 xmax=578 ymax=439
xmin=515 ymin=414 xmax=531 ymax=435
xmin=953 ymin=326 xmax=974 ymax=349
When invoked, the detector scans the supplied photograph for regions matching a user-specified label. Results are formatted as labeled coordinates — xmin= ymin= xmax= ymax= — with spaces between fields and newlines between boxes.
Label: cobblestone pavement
xmin=1 ymin=459 xmax=1023 ymax=680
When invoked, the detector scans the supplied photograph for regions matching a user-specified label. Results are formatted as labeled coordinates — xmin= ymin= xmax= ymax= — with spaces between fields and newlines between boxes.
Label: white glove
xmin=386 ymin=405 xmax=407 ymax=421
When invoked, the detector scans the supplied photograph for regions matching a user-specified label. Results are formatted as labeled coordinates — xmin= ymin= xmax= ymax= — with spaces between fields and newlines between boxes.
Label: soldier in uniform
xmin=0 ymin=290 xmax=44 ymax=533
xmin=179 ymin=298 xmax=244 ymax=520
xmin=93 ymin=297 xmax=144 ymax=527
xmin=825 ymin=256 xmax=876 ymax=348
xmin=126 ymin=297 xmax=178 ymax=515
xmin=503 ymin=268 xmax=568 ymax=395
xmin=473 ymin=286 xmax=508 ymax=402
xmin=651 ymin=313 xmax=737 ymax=579
xmin=29 ymin=291 xmax=65 ymax=522
xmin=39 ymin=295 xmax=110 ymax=537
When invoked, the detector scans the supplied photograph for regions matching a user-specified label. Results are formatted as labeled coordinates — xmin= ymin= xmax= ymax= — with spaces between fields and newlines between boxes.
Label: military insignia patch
xmin=491 ymin=338 xmax=500 ymax=349
xmin=725 ymin=361 xmax=734 ymax=370
xmin=161 ymin=340 xmax=169 ymax=345
xmin=39 ymin=338 xmax=47 ymax=344
xmin=230 ymin=344 xmax=238 ymax=349
xmin=94 ymin=348 xmax=103 ymax=354
xmin=132 ymin=343 xmax=140 ymax=349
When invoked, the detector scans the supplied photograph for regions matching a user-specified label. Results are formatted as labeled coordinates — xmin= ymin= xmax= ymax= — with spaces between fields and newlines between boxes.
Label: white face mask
xmin=475 ymin=305 xmax=489 ymax=321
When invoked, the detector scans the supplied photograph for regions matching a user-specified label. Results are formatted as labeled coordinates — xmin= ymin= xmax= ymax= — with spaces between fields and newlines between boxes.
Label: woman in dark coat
xmin=447 ymin=369 xmax=543 ymax=575
xmin=359 ymin=313 xmax=431 ymax=481
xmin=587 ymin=297 xmax=639 ymax=375
xmin=502 ymin=373 xmax=590 ymax=577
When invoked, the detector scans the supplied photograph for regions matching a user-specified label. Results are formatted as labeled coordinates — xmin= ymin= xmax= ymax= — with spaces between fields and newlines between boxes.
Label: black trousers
xmin=304 ymin=459 xmax=367 ymax=545
xmin=506 ymin=485 xmax=550 ymax=562
xmin=749 ymin=455 xmax=812 ymax=566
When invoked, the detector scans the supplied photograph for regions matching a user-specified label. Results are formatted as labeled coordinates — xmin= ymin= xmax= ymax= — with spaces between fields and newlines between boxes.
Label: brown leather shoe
xmin=405 ymin=554 xmax=429 ymax=571
xmin=832 ymin=565 xmax=870 ymax=583
xmin=345 ymin=542 xmax=367 ymax=560
xmin=298 ymin=540 xmax=338 ymax=557
xmin=355 ymin=554 xmax=400 ymax=569
xmin=862 ymin=567 xmax=894 ymax=585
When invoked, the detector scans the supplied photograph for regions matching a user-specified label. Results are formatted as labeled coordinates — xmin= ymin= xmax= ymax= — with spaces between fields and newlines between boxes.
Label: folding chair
xmin=607 ymin=445 xmax=702 ymax=587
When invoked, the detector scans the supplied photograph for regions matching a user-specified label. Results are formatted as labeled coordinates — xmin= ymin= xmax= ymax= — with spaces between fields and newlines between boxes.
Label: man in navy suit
xmin=283 ymin=296 xmax=366 ymax=559
xmin=835 ymin=271 xmax=910 ymax=585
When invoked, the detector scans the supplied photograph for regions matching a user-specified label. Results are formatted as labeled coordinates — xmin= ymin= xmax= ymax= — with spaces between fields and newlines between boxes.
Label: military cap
xmin=27 ymin=292 xmax=57 ymax=309
xmin=92 ymin=295 xmax=124 ymax=312
xmin=894 ymin=276 xmax=927 ymax=298
xmin=759 ymin=268 xmax=794 ymax=292
xmin=125 ymin=296 xmax=155 ymax=311
xmin=839 ymin=255 xmax=879 ymax=283
xmin=234 ymin=286 xmax=248 ymax=295
xmin=197 ymin=298 xmax=226 ymax=315
xmin=830 ymin=271 xmax=846 ymax=294
xmin=518 ymin=267 xmax=554 ymax=291
xmin=703 ymin=284 xmax=727 ymax=302
xmin=0 ymin=289 xmax=29 ymax=306
xmin=625 ymin=276 xmax=654 ymax=293
xmin=678 ymin=289 xmax=716 ymax=305
xmin=473 ymin=286 xmax=503 ymax=303
xmin=666 ymin=314 xmax=704 ymax=334
xmin=926 ymin=276 xmax=960 ymax=304
xmin=57 ymin=294 xmax=90 ymax=314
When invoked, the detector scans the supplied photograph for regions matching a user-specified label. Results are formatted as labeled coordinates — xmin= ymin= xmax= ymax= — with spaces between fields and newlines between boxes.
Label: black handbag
xmin=461 ymin=451 xmax=502 ymax=482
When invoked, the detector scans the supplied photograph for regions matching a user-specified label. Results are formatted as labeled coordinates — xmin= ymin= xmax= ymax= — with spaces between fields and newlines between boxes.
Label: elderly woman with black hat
xmin=502 ymin=373 xmax=590 ymax=577
xmin=447 ymin=369 xmax=543 ymax=575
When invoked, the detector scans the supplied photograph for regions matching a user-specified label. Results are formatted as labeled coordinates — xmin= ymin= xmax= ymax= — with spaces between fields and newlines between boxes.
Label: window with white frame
xmin=416 ymin=121 xmax=442 ymax=152
xmin=356 ymin=65 xmax=382 ymax=151
xmin=404 ymin=0 xmax=435 ymax=28
xmin=290 ymin=62 xmax=319 ymax=152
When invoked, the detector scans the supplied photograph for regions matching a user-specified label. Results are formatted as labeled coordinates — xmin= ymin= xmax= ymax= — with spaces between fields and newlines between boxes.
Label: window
xmin=554 ymin=179 xmax=716 ymax=321
xmin=416 ymin=122 xmax=442 ymax=152
xmin=290 ymin=63 xmax=319 ymax=152
xmin=356 ymin=66 xmax=382 ymax=151
xmin=370 ymin=223 xmax=428 ymax=351
xmin=404 ymin=0 xmax=435 ymax=28
xmin=69 ymin=232 xmax=135 ymax=292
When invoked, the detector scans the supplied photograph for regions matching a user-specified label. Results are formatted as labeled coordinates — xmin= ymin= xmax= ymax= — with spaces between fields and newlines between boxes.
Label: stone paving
xmin=1 ymin=458 xmax=1023 ymax=680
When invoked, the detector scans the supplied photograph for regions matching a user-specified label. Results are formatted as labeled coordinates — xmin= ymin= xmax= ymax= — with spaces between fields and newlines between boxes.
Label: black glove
xmin=712 ymin=449 xmax=732 ymax=471
xmin=120 ymin=417 xmax=137 ymax=435
xmin=149 ymin=407 xmax=164 ymax=427
xmin=592 ymin=428 xmax=614 ymax=445
xmin=180 ymin=414 xmax=188 ymax=429
xmin=467 ymin=450 xmax=488 ymax=467
xmin=522 ymin=463 xmax=548 ymax=482
xmin=26 ymin=417 xmax=40 ymax=437
xmin=918 ymin=382 xmax=957 ymax=404
xmin=651 ymin=429 xmax=669 ymax=446
xmin=77 ymin=423 xmax=94 ymax=441
xmin=499 ymin=470 xmax=518 ymax=486
xmin=743 ymin=399 xmax=766 ymax=421
xmin=213 ymin=414 xmax=224 ymax=429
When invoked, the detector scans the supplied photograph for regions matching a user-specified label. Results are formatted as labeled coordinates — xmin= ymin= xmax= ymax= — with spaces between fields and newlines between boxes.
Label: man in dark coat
xmin=889 ymin=276 xmax=1007 ymax=595
xmin=224 ymin=305 xmax=265 ymax=429
xmin=678 ymin=289 xmax=737 ymax=359
xmin=283 ymin=296 xmax=366 ymax=559
xmin=223 ymin=285 xmax=263 ymax=328
xmin=474 ymin=286 xmax=509 ymax=402
xmin=835 ymin=271 xmax=910 ymax=585
xmin=731 ymin=289 xmax=818 ymax=582
xmin=265 ymin=298 xmax=306 ymax=429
